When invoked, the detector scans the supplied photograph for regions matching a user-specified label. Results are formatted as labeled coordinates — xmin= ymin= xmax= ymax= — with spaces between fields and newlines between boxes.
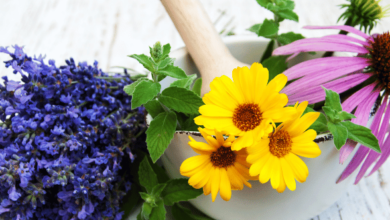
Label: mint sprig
xmin=137 ymin=158 xmax=204 ymax=220
xmin=319 ymin=87 xmax=380 ymax=152
xmin=124 ymin=42 xmax=204 ymax=162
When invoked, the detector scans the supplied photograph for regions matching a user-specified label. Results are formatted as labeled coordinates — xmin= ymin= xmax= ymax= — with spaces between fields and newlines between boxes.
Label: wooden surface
xmin=1 ymin=0 xmax=390 ymax=219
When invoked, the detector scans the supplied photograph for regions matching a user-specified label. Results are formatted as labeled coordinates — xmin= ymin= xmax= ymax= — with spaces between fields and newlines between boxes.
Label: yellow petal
xmin=276 ymin=171 xmax=287 ymax=193
xmin=231 ymin=165 xmax=252 ymax=188
xmin=285 ymin=153 xmax=309 ymax=183
xmin=227 ymin=166 xmax=244 ymax=190
xmin=203 ymin=92 xmax=236 ymax=112
xmin=188 ymin=140 xmax=217 ymax=152
xmin=199 ymin=105 xmax=233 ymax=117
xmin=180 ymin=155 xmax=210 ymax=176
xmin=249 ymin=152 xmax=272 ymax=177
xmin=267 ymin=73 xmax=288 ymax=92
xmin=270 ymin=159 xmax=281 ymax=189
xmin=219 ymin=168 xmax=232 ymax=201
xmin=214 ymin=129 xmax=225 ymax=146
xmin=287 ymin=112 xmax=320 ymax=137
xmin=211 ymin=167 xmax=221 ymax=202
xmin=189 ymin=163 xmax=213 ymax=187
xmin=219 ymin=75 xmax=245 ymax=104
xmin=291 ymin=141 xmax=321 ymax=158
xmin=260 ymin=155 xmax=276 ymax=183
xmin=291 ymin=129 xmax=317 ymax=143
xmin=280 ymin=158 xmax=296 ymax=191
xmin=194 ymin=116 xmax=233 ymax=131
xmin=203 ymin=168 xmax=213 ymax=195
xmin=231 ymin=131 xmax=253 ymax=151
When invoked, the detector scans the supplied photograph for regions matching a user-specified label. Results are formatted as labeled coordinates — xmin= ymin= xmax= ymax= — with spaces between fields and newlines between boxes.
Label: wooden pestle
xmin=160 ymin=0 xmax=247 ymax=96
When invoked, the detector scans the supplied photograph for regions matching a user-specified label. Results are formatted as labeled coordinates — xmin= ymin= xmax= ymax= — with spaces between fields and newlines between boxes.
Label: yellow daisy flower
xmin=247 ymin=101 xmax=321 ymax=193
xmin=180 ymin=128 xmax=254 ymax=202
xmin=194 ymin=63 xmax=295 ymax=151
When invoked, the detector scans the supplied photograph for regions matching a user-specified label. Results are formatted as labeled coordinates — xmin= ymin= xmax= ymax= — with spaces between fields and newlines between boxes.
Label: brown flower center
xmin=269 ymin=130 xmax=292 ymax=158
xmin=210 ymin=146 xmax=236 ymax=168
xmin=232 ymin=103 xmax=262 ymax=131
xmin=370 ymin=32 xmax=390 ymax=89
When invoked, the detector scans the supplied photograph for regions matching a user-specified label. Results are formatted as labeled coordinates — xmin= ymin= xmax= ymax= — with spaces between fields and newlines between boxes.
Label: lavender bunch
xmin=0 ymin=46 xmax=146 ymax=219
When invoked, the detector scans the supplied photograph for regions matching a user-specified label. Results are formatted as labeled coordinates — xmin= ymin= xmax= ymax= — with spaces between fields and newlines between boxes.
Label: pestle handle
xmin=161 ymin=0 xmax=245 ymax=95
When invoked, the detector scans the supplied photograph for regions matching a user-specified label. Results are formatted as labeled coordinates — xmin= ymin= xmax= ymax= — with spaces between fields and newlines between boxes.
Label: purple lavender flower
xmin=0 ymin=46 xmax=147 ymax=219
xmin=273 ymin=25 xmax=390 ymax=183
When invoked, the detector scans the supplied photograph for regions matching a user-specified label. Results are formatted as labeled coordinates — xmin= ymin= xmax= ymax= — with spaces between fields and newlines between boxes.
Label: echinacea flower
xmin=195 ymin=63 xmax=295 ymax=151
xmin=180 ymin=128 xmax=254 ymax=202
xmin=273 ymin=25 xmax=390 ymax=183
xmin=246 ymin=101 xmax=321 ymax=192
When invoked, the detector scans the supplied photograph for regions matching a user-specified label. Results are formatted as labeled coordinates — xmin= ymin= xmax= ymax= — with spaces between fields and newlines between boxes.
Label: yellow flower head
xmin=180 ymin=128 xmax=255 ymax=202
xmin=195 ymin=63 xmax=295 ymax=151
xmin=246 ymin=101 xmax=321 ymax=193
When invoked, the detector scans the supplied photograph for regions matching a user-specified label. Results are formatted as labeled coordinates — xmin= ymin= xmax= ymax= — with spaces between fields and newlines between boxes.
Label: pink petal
xmin=322 ymin=34 xmax=370 ymax=47
xmin=286 ymin=74 xmax=370 ymax=105
xmin=341 ymin=83 xmax=377 ymax=113
xmin=337 ymin=146 xmax=370 ymax=183
xmin=303 ymin=25 xmax=370 ymax=39
xmin=339 ymin=140 xmax=357 ymax=164
xmin=282 ymin=57 xmax=369 ymax=81
xmin=354 ymin=98 xmax=387 ymax=183
xmin=368 ymin=136 xmax=390 ymax=176
xmin=282 ymin=62 xmax=369 ymax=96
xmin=273 ymin=38 xmax=369 ymax=56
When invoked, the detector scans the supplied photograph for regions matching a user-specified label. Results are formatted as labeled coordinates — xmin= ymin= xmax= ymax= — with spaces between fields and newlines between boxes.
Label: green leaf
xmin=140 ymin=192 xmax=157 ymax=207
xmin=341 ymin=121 xmax=381 ymax=153
xmin=157 ymin=74 xmax=167 ymax=82
xmin=327 ymin=122 xmax=348 ymax=150
xmin=129 ymin=54 xmax=155 ymax=72
xmin=159 ymin=87 xmax=204 ymax=115
xmin=277 ymin=32 xmax=304 ymax=46
xmin=144 ymin=100 xmax=165 ymax=118
xmin=137 ymin=211 xmax=142 ymax=220
xmin=162 ymin=44 xmax=171 ymax=59
xmin=262 ymin=56 xmax=287 ymax=82
xmin=170 ymin=74 xmax=197 ymax=89
xmin=277 ymin=9 xmax=299 ymax=22
xmin=132 ymin=80 xmax=161 ymax=109
xmin=257 ymin=19 xmax=279 ymax=38
xmin=161 ymin=178 xmax=203 ymax=206
xmin=146 ymin=112 xmax=177 ymax=162
xmin=157 ymin=65 xmax=187 ymax=79
xmin=149 ymin=200 xmax=166 ymax=220
xmin=260 ymin=39 xmax=275 ymax=62
xmin=158 ymin=57 xmax=175 ymax=70
xmin=141 ymin=202 xmax=153 ymax=220
xmin=182 ymin=115 xmax=199 ymax=131
xmin=337 ymin=111 xmax=356 ymax=121
xmin=304 ymin=107 xmax=328 ymax=133
xmin=120 ymin=184 xmax=141 ymax=219
xmin=151 ymin=183 xmax=167 ymax=197
xmin=256 ymin=0 xmax=269 ymax=8
xmin=248 ymin=23 xmax=262 ymax=33
xmin=192 ymin=78 xmax=202 ymax=96
xmin=123 ymin=78 xmax=149 ymax=96
xmin=322 ymin=106 xmax=338 ymax=122
xmin=139 ymin=157 xmax=159 ymax=193
xmin=172 ymin=203 xmax=214 ymax=220
xmin=323 ymin=87 xmax=342 ymax=112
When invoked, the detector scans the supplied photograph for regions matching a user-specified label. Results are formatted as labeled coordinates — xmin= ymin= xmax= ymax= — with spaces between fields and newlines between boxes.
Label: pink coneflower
xmin=273 ymin=25 xmax=390 ymax=184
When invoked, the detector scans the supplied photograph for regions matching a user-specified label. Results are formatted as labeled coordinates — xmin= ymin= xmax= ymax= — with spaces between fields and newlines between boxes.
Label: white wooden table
xmin=1 ymin=0 xmax=390 ymax=219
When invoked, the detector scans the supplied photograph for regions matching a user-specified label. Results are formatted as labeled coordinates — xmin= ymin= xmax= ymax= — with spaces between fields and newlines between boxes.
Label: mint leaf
xmin=141 ymin=202 xmax=153 ymax=220
xmin=262 ymin=56 xmax=287 ymax=82
xmin=256 ymin=0 xmax=269 ymax=8
xmin=129 ymin=54 xmax=155 ymax=72
xmin=151 ymin=183 xmax=167 ymax=197
xmin=158 ymin=74 xmax=167 ymax=82
xmin=327 ymin=122 xmax=348 ymax=150
xmin=140 ymin=192 xmax=157 ymax=207
xmin=304 ymin=107 xmax=328 ymax=133
xmin=170 ymin=74 xmax=197 ymax=89
xmin=161 ymin=178 xmax=203 ymax=206
xmin=146 ymin=112 xmax=177 ymax=162
xmin=132 ymin=80 xmax=161 ymax=109
xmin=323 ymin=87 xmax=342 ymax=112
xmin=257 ymin=19 xmax=279 ymax=38
xmin=158 ymin=57 xmax=175 ymax=70
xmin=139 ymin=157 xmax=159 ymax=193
xmin=157 ymin=65 xmax=187 ymax=79
xmin=162 ymin=44 xmax=171 ymax=59
xmin=337 ymin=111 xmax=356 ymax=121
xmin=123 ymin=78 xmax=148 ymax=96
xmin=159 ymin=87 xmax=204 ymax=115
xmin=341 ymin=121 xmax=381 ymax=153
xmin=260 ymin=39 xmax=275 ymax=62
xmin=277 ymin=32 xmax=304 ymax=46
xmin=145 ymin=100 xmax=165 ymax=118
xmin=322 ymin=106 xmax=337 ymax=122
xmin=277 ymin=9 xmax=299 ymax=22
xmin=172 ymin=203 xmax=213 ymax=220
xmin=182 ymin=115 xmax=199 ymax=131
xmin=192 ymin=78 xmax=202 ymax=96
xmin=248 ymin=23 xmax=262 ymax=33
xmin=149 ymin=200 xmax=166 ymax=220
